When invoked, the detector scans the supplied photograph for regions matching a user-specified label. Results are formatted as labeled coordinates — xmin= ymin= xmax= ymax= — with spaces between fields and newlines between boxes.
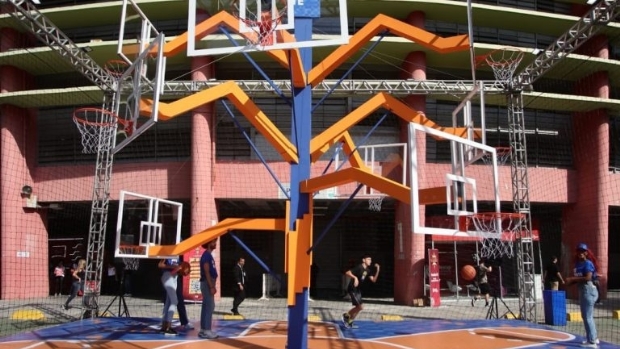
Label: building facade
xmin=1 ymin=0 xmax=619 ymax=302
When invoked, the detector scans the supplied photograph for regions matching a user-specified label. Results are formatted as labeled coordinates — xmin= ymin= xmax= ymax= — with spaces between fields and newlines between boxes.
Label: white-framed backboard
xmin=114 ymin=190 xmax=183 ymax=259
xmin=187 ymin=0 xmax=349 ymax=56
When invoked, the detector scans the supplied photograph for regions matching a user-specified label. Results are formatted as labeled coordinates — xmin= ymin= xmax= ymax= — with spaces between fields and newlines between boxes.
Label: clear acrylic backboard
xmin=187 ymin=0 xmax=349 ymax=56
xmin=114 ymin=190 xmax=183 ymax=259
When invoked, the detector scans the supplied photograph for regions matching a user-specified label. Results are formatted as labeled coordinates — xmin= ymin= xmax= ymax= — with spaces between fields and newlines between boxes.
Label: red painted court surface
xmin=0 ymin=318 xmax=617 ymax=349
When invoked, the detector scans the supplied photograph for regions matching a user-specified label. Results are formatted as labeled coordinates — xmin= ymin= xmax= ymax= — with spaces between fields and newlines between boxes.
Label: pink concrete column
xmin=393 ymin=10 xmax=428 ymax=305
xmin=0 ymin=28 xmax=47 ymax=299
xmin=190 ymin=55 xmax=220 ymax=295
xmin=576 ymin=35 xmax=609 ymax=60
xmin=564 ymin=70 xmax=609 ymax=300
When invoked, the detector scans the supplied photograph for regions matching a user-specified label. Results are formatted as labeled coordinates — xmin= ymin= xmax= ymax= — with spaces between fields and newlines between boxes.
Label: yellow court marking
xmin=10 ymin=309 xmax=45 ymax=320
xmin=308 ymin=315 xmax=321 ymax=322
xmin=381 ymin=315 xmax=403 ymax=321
xmin=567 ymin=312 xmax=583 ymax=322
xmin=223 ymin=314 xmax=245 ymax=320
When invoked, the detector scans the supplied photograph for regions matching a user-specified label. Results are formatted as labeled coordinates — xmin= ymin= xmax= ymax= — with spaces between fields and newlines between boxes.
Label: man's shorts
xmin=348 ymin=288 xmax=362 ymax=306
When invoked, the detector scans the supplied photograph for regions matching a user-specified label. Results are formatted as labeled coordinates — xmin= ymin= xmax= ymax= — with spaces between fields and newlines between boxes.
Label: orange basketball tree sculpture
xmin=135 ymin=9 xmax=471 ymax=349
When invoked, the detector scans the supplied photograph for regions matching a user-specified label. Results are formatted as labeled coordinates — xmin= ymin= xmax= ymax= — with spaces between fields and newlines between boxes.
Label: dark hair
xmin=362 ymin=254 xmax=371 ymax=260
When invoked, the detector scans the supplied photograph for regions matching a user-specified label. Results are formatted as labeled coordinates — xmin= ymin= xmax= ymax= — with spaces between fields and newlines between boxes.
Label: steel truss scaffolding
xmin=2 ymin=0 xmax=619 ymax=322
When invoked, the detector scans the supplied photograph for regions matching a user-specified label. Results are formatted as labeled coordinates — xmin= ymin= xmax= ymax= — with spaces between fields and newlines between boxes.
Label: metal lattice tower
xmin=2 ymin=0 xmax=117 ymax=317
xmin=508 ymin=0 xmax=620 ymax=322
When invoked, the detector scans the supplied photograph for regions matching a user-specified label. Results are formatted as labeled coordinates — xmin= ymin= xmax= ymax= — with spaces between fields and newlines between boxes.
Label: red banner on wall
xmin=428 ymin=249 xmax=441 ymax=307
xmin=183 ymin=247 xmax=204 ymax=302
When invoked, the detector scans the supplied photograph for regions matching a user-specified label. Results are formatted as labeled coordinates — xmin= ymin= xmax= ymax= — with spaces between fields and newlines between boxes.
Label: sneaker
xmin=198 ymin=330 xmax=219 ymax=339
xmin=61 ymin=304 xmax=68 ymax=311
xmin=581 ymin=339 xmax=600 ymax=345
xmin=341 ymin=313 xmax=350 ymax=326
xmin=180 ymin=323 xmax=195 ymax=331
xmin=580 ymin=342 xmax=598 ymax=348
xmin=161 ymin=328 xmax=178 ymax=336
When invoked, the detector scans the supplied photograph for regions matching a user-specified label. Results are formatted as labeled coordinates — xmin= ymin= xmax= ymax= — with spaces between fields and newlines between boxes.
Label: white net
xmin=470 ymin=212 xmax=525 ymax=259
xmin=368 ymin=196 xmax=384 ymax=212
xmin=72 ymin=108 xmax=120 ymax=154
xmin=477 ymin=49 xmax=524 ymax=82
xmin=481 ymin=147 xmax=512 ymax=166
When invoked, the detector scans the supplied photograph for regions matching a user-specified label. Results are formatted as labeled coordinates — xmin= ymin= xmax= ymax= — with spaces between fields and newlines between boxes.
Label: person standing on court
xmin=341 ymin=254 xmax=380 ymax=328
xmin=231 ymin=256 xmax=246 ymax=316
xmin=176 ymin=256 xmax=194 ymax=331
xmin=199 ymin=239 xmax=219 ymax=339
xmin=543 ymin=255 xmax=564 ymax=291
xmin=471 ymin=259 xmax=492 ymax=307
xmin=158 ymin=257 xmax=184 ymax=335
xmin=62 ymin=259 xmax=85 ymax=310
xmin=565 ymin=243 xmax=599 ymax=348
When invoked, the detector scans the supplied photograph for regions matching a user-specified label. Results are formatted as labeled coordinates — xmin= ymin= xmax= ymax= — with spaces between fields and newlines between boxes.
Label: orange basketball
xmin=179 ymin=261 xmax=191 ymax=276
xmin=460 ymin=264 xmax=476 ymax=281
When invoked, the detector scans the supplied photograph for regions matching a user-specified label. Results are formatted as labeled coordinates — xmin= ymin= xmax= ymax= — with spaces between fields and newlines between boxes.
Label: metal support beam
xmin=514 ymin=0 xmax=620 ymax=88
xmin=1 ymin=0 xmax=115 ymax=91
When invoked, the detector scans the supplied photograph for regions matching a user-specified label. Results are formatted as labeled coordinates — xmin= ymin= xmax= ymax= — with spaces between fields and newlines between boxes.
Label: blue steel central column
xmin=287 ymin=12 xmax=313 ymax=349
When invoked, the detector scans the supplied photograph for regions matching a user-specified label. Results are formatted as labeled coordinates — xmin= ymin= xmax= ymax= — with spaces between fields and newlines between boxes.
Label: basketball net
xmin=368 ymin=196 xmax=384 ymax=212
xmin=238 ymin=3 xmax=286 ymax=49
xmin=119 ymin=245 xmax=142 ymax=271
xmin=470 ymin=212 xmax=525 ymax=259
xmin=481 ymin=147 xmax=512 ymax=166
xmin=476 ymin=48 xmax=524 ymax=83
xmin=73 ymin=108 xmax=131 ymax=154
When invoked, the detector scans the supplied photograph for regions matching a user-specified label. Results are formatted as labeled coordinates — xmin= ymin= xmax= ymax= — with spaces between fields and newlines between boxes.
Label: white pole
xmin=259 ymin=273 xmax=270 ymax=301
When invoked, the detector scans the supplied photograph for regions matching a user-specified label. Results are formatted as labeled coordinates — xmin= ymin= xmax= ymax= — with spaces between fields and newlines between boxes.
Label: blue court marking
xmin=0 ymin=317 xmax=618 ymax=349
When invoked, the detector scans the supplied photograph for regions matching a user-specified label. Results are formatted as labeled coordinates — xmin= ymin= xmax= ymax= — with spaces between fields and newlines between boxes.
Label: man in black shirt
xmin=543 ymin=255 xmax=564 ymax=290
xmin=342 ymin=254 xmax=380 ymax=328
xmin=231 ymin=257 xmax=246 ymax=316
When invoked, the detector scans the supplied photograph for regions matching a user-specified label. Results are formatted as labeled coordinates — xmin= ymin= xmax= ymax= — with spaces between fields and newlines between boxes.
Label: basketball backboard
xmin=333 ymin=142 xmax=407 ymax=198
xmin=114 ymin=190 xmax=183 ymax=259
xmin=408 ymin=121 xmax=502 ymax=238
xmin=112 ymin=32 xmax=165 ymax=154
xmin=187 ymin=0 xmax=348 ymax=56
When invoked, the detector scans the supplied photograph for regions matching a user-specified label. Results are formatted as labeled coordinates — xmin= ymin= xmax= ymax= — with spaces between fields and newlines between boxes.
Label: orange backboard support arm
xmin=147 ymin=218 xmax=286 ymax=257
xmin=310 ymin=93 xmax=471 ymax=161
xmin=139 ymin=81 xmax=298 ymax=163
xmin=308 ymin=14 xmax=469 ymax=87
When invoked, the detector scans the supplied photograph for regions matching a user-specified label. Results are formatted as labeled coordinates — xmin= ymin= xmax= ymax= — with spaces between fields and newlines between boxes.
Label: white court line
xmin=479 ymin=327 xmax=575 ymax=342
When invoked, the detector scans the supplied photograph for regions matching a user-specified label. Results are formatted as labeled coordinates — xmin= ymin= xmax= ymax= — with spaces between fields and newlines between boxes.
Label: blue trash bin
xmin=543 ymin=290 xmax=566 ymax=326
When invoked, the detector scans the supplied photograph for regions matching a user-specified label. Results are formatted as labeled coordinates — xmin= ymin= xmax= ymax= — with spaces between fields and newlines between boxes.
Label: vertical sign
xmin=183 ymin=246 xmax=203 ymax=302
xmin=428 ymin=249 xmax=441 ymax=307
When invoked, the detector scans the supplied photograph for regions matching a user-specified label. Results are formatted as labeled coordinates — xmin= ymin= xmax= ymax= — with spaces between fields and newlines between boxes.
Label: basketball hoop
xmin=104 ymin=60 xmax=129 ymax=78
xmin=242 ymin=15 xmax=282 ymax=48
xmin=73 ymin=108 xmax=131 ymax=154
xmin=470 ymin=212 xmax=525 ymax=259
xmin=482 ymin=147 xmax=512 ymax=166
xmin=368 ymin=196 xmax=384 ymax=212
xmin=118 ymin=245 xmax=145 ymax=271
xmin=476 ymin=48 xmax=524 ymax=82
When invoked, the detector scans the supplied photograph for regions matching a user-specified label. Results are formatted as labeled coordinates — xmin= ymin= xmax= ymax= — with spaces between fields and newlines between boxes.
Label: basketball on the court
xmin=460 ymin=265 xmax=476 ymax=281
xmin=179 ymin=261 xmax=191 ymax=276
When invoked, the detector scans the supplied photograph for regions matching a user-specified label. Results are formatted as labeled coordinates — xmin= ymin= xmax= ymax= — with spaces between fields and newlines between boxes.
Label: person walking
xmin=543 ymin=255 xmax=565 ymax=291
xmin=565 ymin=243 xmax=599 ymax=348
xmin=341 ymin=254 xmax=380 ymax=328
xmin=62 ymin=259 xmax=85 ymax=310
xmin=231 ymin=256 xmax=246 ymax=316
xmin=471 ymin=259 xmax=492 ymax=307
xmin=199 ymin=239 xmax=219 ymax=339
xmin=158 ymin=258 xmax=184 ymax=336
xmin=53 ymin=262 xmax=65 ymax=296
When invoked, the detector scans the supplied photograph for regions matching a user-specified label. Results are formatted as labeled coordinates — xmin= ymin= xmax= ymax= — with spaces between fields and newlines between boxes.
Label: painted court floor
xmin=0 ymin=317 xmax=618 ymax=349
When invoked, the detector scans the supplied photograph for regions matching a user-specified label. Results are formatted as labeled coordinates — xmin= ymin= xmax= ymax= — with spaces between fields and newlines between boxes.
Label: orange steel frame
xmin=133 ymin=11 xmax=471 ymax=307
